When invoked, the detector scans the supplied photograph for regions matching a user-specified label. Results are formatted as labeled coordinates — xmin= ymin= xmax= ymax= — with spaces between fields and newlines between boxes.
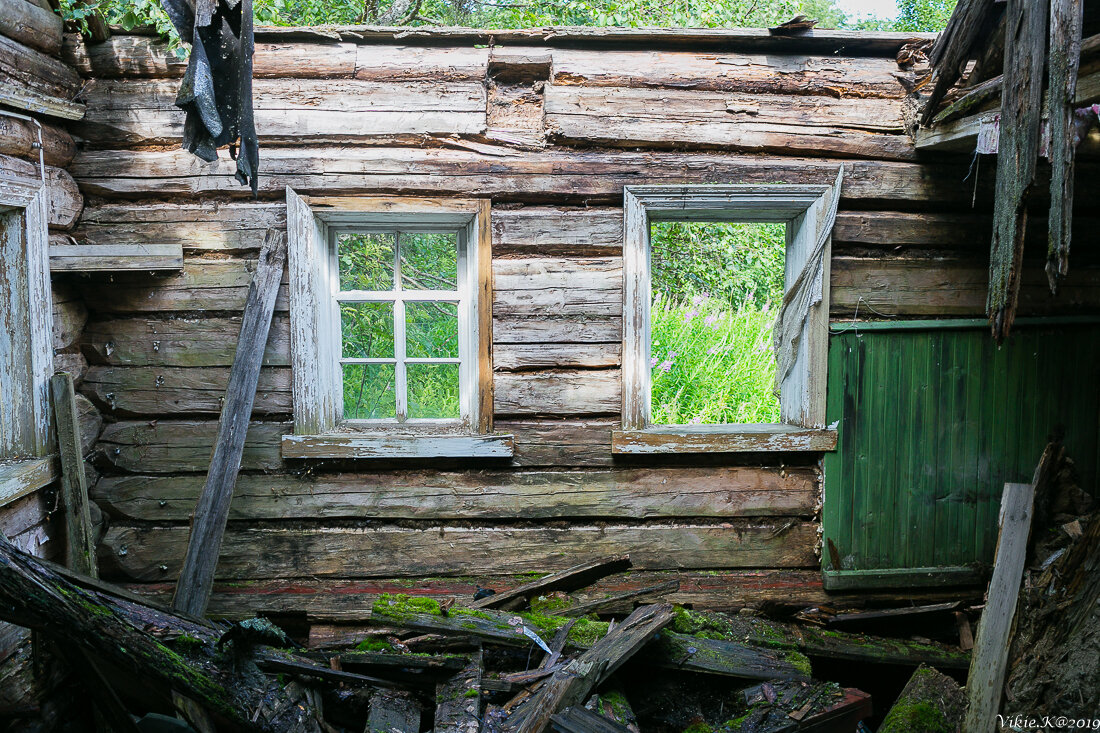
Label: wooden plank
xmin=962 ymin=482 xmax=1035 ymax=733
xmin=433 ymin=648 xmax=482 ymax=733
xmin=471 ymin=555 xmax=631 ymax=609
xmin=508 ymin=604 xmax=674 ymax=733
xmin=49 ymin=244 xmax=183 ymax=272
xmin=0 ymin=115 xmax=75 ymax=168
xmin=561 ymin=579 xmax=680 ymax=617
xmin=551 ymin=706 xmax=633 ymax=733
xmin=0 ymin=0 xmax=62 ymax=55
xmin=81 ymin=366 xmax=292 ymax=416
xmin=49 ymin=373 xmax=97 ymax=577
xmin=494 ymin=316 xmax=621 ymax=345
xmin=550 ymin=47 xmax=906 ymax=98
xmin=921 ymin=0 xmax=997 ymax=125
xmin=492 ymin=207 xmax=621 ymax=257
xmin=988 ymin=0 xmax=1048 ymax=341
xmin=81 ymin=316 xmax=291 ymax=367
xmin=367 ymin=690 xmax=422 ymax=733
xmin=0 ymin=457 xmax=57 ymax=507
xmin=495 ymin=343 xmax=620 ymax=370
xmin=172 ymin=230 xmax=287 ymax=618
xmin=280 ymin=433 xmax=515 ymax=459
xmin=95 ymin=420 xmax=287 ymax=473
xmin=1045 ymin=0 xmax=1085 ymax=291
xmin=546 ymin=86 xmax=914 ymax=161
xmin=100 ymin=521 xmax=821 ymax=581
xmin=612 ymin=427 xmax=838 ymax=454
xmin=503 ymin=419 xmax=616 ymax=467
xmin=92 ymin=466 xmax=818 ymax=522
xmin=493 ymin=257 xmax=622 ymax=318
xmin=75 ymin=202 xmax=286 ymax=253
xmin=68 ymin=146 xmax=986 ymax=206
xmin=76 ymin=79 xmax=487 ymax=145
xmin=0 ymin=32 xmax=82 ymax=99
xmin=494 ymin=370 xmax=621 ymax=416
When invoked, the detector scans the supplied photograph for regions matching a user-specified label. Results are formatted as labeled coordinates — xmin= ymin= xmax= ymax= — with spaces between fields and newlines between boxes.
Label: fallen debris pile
xmin=0 ymin=544 xmax=975 ymax=732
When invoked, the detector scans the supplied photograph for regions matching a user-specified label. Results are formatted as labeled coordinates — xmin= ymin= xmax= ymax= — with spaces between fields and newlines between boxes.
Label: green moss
xmin=371 ymin=594 xmax=443 ymax=621
xmin=598 ymin=690 xmax=632 ymax=721
xmin=530 ymin=594 xmax=572 ymax=614
xmin=463 ymin=688 xmax=479 ymax=698
xmin=683 ymin=723 xmax=713 ymax=733
xmin=878 ymin=700 xmax=951 ymax=733
xmin=785 ymin=650 xmax=813 ymax=678
xmin=172 ymin=632 xmax=206 ymax=651
xmin=354 ymin=638 xmax=394 ymax=652
xmin=451 ymin=607 xmax=495 ymax=622
xmin=723 ymin=712 xmax=752 ymax=730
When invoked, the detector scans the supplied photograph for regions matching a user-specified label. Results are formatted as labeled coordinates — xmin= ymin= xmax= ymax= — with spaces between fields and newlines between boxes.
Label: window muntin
xmin=331 ymin=227 xmax=471 ymax=426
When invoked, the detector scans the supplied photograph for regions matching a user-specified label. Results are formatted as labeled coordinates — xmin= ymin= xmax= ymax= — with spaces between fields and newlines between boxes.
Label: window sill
xmin=281 ymin=433 xmax=515 ymax=459
xmin=611 ymin=425 xmax=838 ymax=454
xmin=0 ymin=457 xmax=59 ymax=507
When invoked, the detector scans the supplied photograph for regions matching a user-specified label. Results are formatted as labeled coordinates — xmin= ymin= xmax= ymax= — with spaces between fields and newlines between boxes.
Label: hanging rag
xmin=161 ymin=0 xmax=259 ymax=195
xmin=772 ymin=165 xmax=844 ymax=393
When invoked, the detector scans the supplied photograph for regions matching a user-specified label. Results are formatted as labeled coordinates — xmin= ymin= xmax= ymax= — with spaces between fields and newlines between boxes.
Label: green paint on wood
xmin=823 ymin=321 xmax=1100 ymax=584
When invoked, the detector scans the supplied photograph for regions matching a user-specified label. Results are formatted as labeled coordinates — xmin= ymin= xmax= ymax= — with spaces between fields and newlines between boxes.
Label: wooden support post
xmin=962 ymin=482 xmax=1036 ymax=733
xmin=173 ymin=230 xmax=287 ymax=617
xmin=1046 ymin=0 xmax=1085 ymax=292
xmin=50 ymin=372 xmax=97 ymax=578
xmin=987 ymin=0 xmax=1048 ymax=342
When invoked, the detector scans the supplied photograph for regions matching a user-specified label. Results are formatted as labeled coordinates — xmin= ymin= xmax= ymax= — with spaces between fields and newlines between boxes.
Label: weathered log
xmin=922 ymin=0 xmax=997 ymax=125
xmin=50 ymin=373 xmax=97 ymax=577
xmin=94 ymin=420 xmax=288 ymax=473
xmin=75 ymin=201 xmax=287 ymax=252
xmin=0 ymin=0 xmax=63 ymax=55
xmin=99 ymin=521 xmax=820 ymax=582
xmin=82 ymin=316 xmax=292 ymax=367
xmin=0 ymin=115 xmax=75 ymax=168
xmin=494 ymin=370 xmax=621 ymax=417
xmin=0 ymin=34 xmax=84 ymax=120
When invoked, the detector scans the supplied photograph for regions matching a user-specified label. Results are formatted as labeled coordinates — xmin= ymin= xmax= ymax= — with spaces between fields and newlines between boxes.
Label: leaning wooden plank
xmin=472 ymin=555 xmax=632 ymax=610
xmin=962 ymin=482 xmax=1036 ymax=733
xmin=506 ymin=604 xmax=673 ymax=733
xmin=560 ymin=579 xmax=679 ymax=617
xmin=49 ymin=244 xmax=184 ymax=272
xmin=173 ymin=230 xmax=287 ymax=618
xmin=987 ymin=0 xmax=1048 ymax=342
xmin=49 ymin=373 xmax=97 ymax=577
xmin=921 ymin=0 xmax=997 ymax=125
xmin=1045 ymin=0 xmax=1085 ymax=292
xmin=101 ymin=522 xmax=820 ymax=581
xmin=433 ymin=647 xmax=482 ymax=733
xmin=0 ymin=0 xmax=63 ymax=55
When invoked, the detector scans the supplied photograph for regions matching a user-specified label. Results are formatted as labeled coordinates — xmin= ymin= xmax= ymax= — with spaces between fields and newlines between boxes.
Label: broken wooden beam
xmin=49 ymin=372 xmax=97 ymax=577
xmin=472 ymin=555 xmax=632 ymax=610
xmin=560 ymin=579 xmax=679 ymax=617
xmin=434 ymin=647 xmax=482 ymax=732
xmin=173 ymin=229 xmax=287 ymax=617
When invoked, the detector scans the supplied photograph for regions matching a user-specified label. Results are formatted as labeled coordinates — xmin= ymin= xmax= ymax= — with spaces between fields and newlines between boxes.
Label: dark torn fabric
xmin=161 ymin=0 xmax=259 ymax=195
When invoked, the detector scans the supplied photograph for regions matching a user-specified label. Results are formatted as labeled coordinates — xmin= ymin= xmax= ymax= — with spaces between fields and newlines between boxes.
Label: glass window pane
xmin=407 ymin=363 xmax=460 ymax=419
xmin=649 ymin=221 xmax=785 ymax=425
xmin=400 ymin=232 xmax=458 ymax=291
xmin=406 ymin=301 xmax=458 ymax=359
xmin=341 ymin=302 xmax=394 ymax=358
xmin=339 ymin=232 xmax=395 ymax=291
xmin=342 ymin=363 xmax=396 ymax=419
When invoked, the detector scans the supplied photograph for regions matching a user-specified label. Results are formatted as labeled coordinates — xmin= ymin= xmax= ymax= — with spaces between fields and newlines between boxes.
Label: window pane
xmin=406 ymin=301 xmax=458 ymax=359
xmin=341 ymin=302 xmax=394 ymax=358
xmin=649 ymin=222 xmax=784 ymax=425
xmin=342 ymin=363 xmax=396 ymax=419
xmin=339 ymin=232 xmax=395 ymax=291
xmin=407 ymin=363 xmax=460 ymax=419
xmin=400 ymin=232 xmax=458 ymax=291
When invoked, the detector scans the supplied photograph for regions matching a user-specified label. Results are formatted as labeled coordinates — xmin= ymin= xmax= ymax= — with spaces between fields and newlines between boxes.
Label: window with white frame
xmin=282 ymin=190 xmax=510 ymax=459
xmin=615 ymin=177 xmax=842 ymax=454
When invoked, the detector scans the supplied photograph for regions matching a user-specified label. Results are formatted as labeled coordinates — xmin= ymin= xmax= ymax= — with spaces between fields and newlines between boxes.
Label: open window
xmin=0 ymin=166 xmax=56 ymax=503
xmin=614 ymin=179 xmax=842 ymax=454
xmin=281 ymin=190 xmax=511 ymax=459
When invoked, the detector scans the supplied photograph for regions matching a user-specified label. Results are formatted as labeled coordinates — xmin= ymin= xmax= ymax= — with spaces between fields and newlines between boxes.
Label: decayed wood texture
xmin=76 ymin=79 xmax=487 ymax=145
xmin=550 ymin=48 xmax=907 ymax=98
xmin=76 ymin=202 xmax=286 ymax=252
xmin=49 ymin=244 xmax=184 ymax=272
xmin=0 ymin=0 xmax=63 ymax=55
xmin=96 ymin=420 xmax=288 ymax=473
xmin=49 ymin=373 xmax=98 ymax=577
xmin=0 ymin=115 xmax=75 ymax=168
xmin=0 ymin=153 xmax=83 ymax=230
xmin=69 ymin=146 xmax=983 ymax=205
xmin=612 ymin=427 xmax=837 ymax=454
xmin=962 ymin=482 xmax=1035 ymax=733
xmin=472 ymin=555 xmax=632 ymax=609
xmin=922 ymin=0 xmax=996 ymax=125
xmin=173 ymin=231 xmax=287 ymax=618
xmin=91 ymin=467 xmax=817 ymax=521
xmin=280 ymin=434 xmax=515 ymax=460
xmin=82 ymin=316 xmax=292 ymax=367
xmin=987 ymin=0 xmax=1048 ymax=341
xmin=492 ymin=207 xmax=621 ymax=256
xmin=99 ymin=521 xmax=820 ymax=581
xmin=1045 ymin=0 xmax=1085 ymax=291
xmin=545 ymin=86 xmax=913 ymax=161
xmin=0 ymin=34 xmax=85 ymax=120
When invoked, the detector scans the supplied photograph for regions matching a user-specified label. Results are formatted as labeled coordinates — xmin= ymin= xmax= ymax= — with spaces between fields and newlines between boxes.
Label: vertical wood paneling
xmin=823 ymin=321 xmax=1100 ymax=582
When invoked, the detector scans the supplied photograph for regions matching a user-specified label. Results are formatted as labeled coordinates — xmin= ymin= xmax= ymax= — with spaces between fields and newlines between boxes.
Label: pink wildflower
xmin=704 ymin=313 xmax=719 ymax=327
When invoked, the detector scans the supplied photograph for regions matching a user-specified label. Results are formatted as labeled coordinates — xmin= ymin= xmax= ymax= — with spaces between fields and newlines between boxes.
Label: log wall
xmin=60 ymin=28 xmax=1100 ymax=618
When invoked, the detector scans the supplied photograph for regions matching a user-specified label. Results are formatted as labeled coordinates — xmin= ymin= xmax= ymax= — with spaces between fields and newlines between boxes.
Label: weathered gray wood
xmin=0 ymin=34 xmax=84 ymax=120
xmin=173 ymin=230 xmax=287 ymax=618
xmin=1045 ymin=0 xmax=1084 ymax=292
xmin=433 ymin=647 xmax=481 ymax=733
xmin=367 ymin=690 xmax=423 ymax=732
xmin=494 ymin=370 xmax=621 ymax=416
xmin=82 ymin=316 xmax=291 ymax=367
xmin=51 ymin=280 xmax=87 ymax=355
xmin=49 ymin=244 xmax=183 ymax=272
xmin=962 ymin=482 xmax=1035 ymax=733
xmin=492 ymin=207 xmax=621 ymax=256
xmin=0 ymin=115 xmax=75 ymax=168
xmin=92 ymin=466 xmax=817 ymax=522
xmin=82 ymin=366 xmax=292 ymax=416
xmin=495 ymin=343 xmax=619 ymax=371
xmin=101 ymin=521 xmax=820 ymax=581
xmin=472 ymin=555 xmax=631 ymax=610
xmin=987 ymin=0 xmax=1048 ymax=341
xmin=509 ymin=604 xmax=674 ymax=733
xmin=502 ymin=420 xmax=616 ymax=467
xmin=613 ymin=427 xmax=838 ymax=454
xmin=42 ymin=166 xmax=82 ymax=230
xmin=49 ymin=373 xmax=97 ymax=577
xmin=0 ymin=457 xmax=57 ymax=507
xmin=95 ymin=420 xmax=288 ymax=473
xmin=550 ymin=706 xmax=633 ymax=733
xmin=921 ymin=0 xmax=996 ymax=125
xmin=281 ymin=433 xmax=515 ymax=460
xmin=0 ymin=0 xmax=62 ymax=54
xmin=76 ymin=202 xmax=286 ymax=253
xmin=560 ymin=579 xmax=680 ymax=617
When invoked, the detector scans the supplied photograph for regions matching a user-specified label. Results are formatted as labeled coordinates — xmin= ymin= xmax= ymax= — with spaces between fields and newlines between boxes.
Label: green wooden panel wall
xmin=823 ymin=319 xmax=1100 ymax=588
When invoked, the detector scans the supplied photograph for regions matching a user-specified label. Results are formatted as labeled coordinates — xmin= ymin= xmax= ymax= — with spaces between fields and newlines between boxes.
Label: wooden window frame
xmin=282 ymin=191 xmax=511 ymax=459
xmin=614 ymin=184 xmax=839 ymax=454
xmin=0 ymin=162 xmax=57 ymax=504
